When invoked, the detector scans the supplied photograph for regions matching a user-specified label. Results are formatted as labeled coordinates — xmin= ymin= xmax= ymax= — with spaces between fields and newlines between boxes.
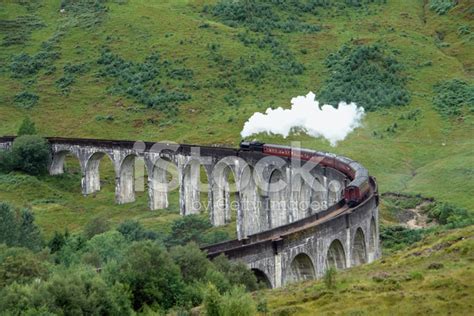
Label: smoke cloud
xmin=240 ymin=92 xmax=365 ymax=146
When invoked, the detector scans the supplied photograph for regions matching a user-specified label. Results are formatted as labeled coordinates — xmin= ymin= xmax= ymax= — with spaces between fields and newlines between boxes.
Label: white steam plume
xmin=240 ymin=92 xmax=365 ymax=146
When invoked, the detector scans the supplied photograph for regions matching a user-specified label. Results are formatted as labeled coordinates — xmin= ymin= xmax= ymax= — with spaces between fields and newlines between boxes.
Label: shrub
xmin=429 ymin=0 xmax=457 ymax=15
xmin=432 ymin=79 xmax=474 ymax=116
xmin=318 ymin=44 xmax=410 ymax=111
xmin=324 ymin=266 xmax=337 ymax=289
xmin=425 ymin=202 xmax=474 ymax=228
xmin=203 ymin=283 xmax=222 ymax=316
xmin=116 ymin=219 xmax=158 ymax=241
xmin=112 ymin=241 xmax=184 ymax=310
xmin=170 ymin=243 xmax=212 ymax=284
xmin=380 ymin=225 xmax=424 ymax=251
xmin=0 ymin=202 xmax=43 ymax=251
xmin=0 ymin=246 xmax=49 ymax=287
xmin=165 ymin=215 xmax=213 ymax=247
xmin=14 ymin=91 xmax=39 ymax=109
xmin=9 ymin=135 xmax=50 ymax=175
xmin=83 ymin=217 xmax=110 ymax=239
xmin=220 ymin=285 xmax=256 ymax=316
xmin=0 ymin=268 xmax=133 ymax=315
xmin=17 ymin=117 xmax=37 ymax=136
xmin=213 ymin=254 xmax=258 ymax=291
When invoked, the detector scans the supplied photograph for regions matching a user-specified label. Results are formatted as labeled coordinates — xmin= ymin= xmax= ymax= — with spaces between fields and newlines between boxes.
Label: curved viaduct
xmin=0 ymin=136 xmax=380 ymax=288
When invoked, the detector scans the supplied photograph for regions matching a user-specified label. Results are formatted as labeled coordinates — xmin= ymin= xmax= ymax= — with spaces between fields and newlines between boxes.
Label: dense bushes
xmin=380 ymin=225 xmax=425 ymax=251
xmin=97 ymin=48 xmax=191 ymax=117
xmin=60 ymin=0 xmax=109 ymax=27
xmin=0 ymin=203 xmax=43 ymax=251
xmin=425 ymin=202 xmax=474 ymax=228
xmin=318 ymin=44 xmax=410 ymax=111
xmin=429 ymin=0 xmax=457 ymax=15
xmin=0 ymin=15 xmax=44 ymax=46
xmin=0 ymin=135 xmax=51 ymax=175
xmin=0 ymin=211 xmax=260 ymax=314
xmin=14 ymin=91 xmax=39 ymax=109
xmin=205 ymin=0 xmax=321 ymax=33
xmin=432 ymin=79 xmax=474 ymax=116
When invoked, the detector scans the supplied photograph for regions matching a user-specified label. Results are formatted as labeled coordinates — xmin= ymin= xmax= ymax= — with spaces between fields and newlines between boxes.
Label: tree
xmin=170 ymin=242 xmax=212 ymax=284
xmin=17 ymin=208 xmax=42 ymax=251
xmin=0 ymin=202 xmax=19 ymax=247
xmin=113 ymin=241 xmax=184 ymax=310
xmin=10 ymin=135 xmax=50 ymax=175
xmin=220 ymin=285 xmax=256 ymax=316
xmin=165 ymin=215 xmax=212 ymax=247
xmin=0 ymin=246 xmax=49 ymax=287
xmin=117 ymin=220 xmax=157 ymax=241
xmin=17 ymin=117 xmax=37 ymax=136
xmin=203 ymin=283 xmax=222 ymax=316
xmin=213 ymin=254 xmax=258 ymax=291
xmin=83 ymin=217 xmax=110 ymax=239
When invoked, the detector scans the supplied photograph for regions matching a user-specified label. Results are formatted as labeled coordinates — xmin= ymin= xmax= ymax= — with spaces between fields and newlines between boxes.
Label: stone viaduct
xmin=0 ymin=136 xmax=380 ymax=288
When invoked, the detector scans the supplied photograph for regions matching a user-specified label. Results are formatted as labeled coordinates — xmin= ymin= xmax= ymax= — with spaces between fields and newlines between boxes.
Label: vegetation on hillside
xmin=318 ymin=43 xmax=410 ymax=110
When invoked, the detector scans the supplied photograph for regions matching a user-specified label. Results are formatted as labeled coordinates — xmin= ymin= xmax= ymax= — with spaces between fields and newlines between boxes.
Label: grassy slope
xmin=262 ymin=225 xmax=474 ymax=315
xmin=0 ymin=0 xmax=472 ymax=239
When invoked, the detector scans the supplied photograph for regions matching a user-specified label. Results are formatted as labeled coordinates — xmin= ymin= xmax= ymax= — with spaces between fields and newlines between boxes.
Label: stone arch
xmin=310 ymin=177 xmax=326 ymax=213
xmin=291 ymin=172 xmax=311 ymax=222
xmin=267 ymin=167 xmax=289 ymax=228
xmin=83 ymin=151 xmax=115 ymax=196
xmin=326 ymin=239 xmax=346 ymax=270
xmin=327 ymin=179 xmax=342 ymax=206
xmin=252 ymin=268 xmax=272 ymax=289
xmin=212 ymin=161 xmax=239 ymax=227
xmin=49 ymin=150 xmax=82 ymax=175
xmin=149 ymin=155 xmax=178 ymax=210
xmin=117 ymin=154 xmax=143 ymax=204
xmin=288 ymin=253 xmax=316 ymax=283
xmin=351 ymin=228 xmax=367 ymax=266
xmin=239 ymin=165 xmax=265 ymax=237
xmin=368 ymin=217 xmax=377 ymax=261
xmin=182 ymin=159 xmax=210 ymax=215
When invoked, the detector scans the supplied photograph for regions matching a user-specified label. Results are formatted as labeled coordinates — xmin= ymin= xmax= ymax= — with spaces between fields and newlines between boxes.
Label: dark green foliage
xmin=318 ymin=44 xmax=410 ymax=111
xmin=425 ymin=202 xmax=474 ymax=228
xmin=10 ymin=48 xmax=60 ymax=78
xmin=429 ymin=0 xmax=457 ymax=15
xmin=432 ymin=79 xmax=474 ymax=116
xmin=8 ymin=135 xmax=51 ymax=175
xmin=116 ymin=219 xmax=158 ymax=241
xmin=56 ymin=63 xmax=90 ymax=95
xmin=83 ymin=217 xmax=110 ymax=239
xmin=206 ymin=0 xmax=321 ymax=33
xmin=48 ymin=230 xmax=69 ymax=253
xmin=203 ymin=283 xmax=256 ymax=316
xmin=170 ymin=243 xmax=212 ymax=283
xmin=0 ymin=246 xmax=49 ymax=287
xmin=213 ymin=254 xmax=259 ymax=292
xmin=97 ymin=48 xmax=191 ymax=117
xmin=60 ymin=0 xmax=109 ymax=27
xmin=17 ymin=209 xmax=43 ymax=251
xmin=18 ymin=117 xmax=37 ymax=136
xmin=14 ymin=91 xmax=39 ymax=109
xmin=165 ymin=215 xmax=212 ymax=247
xmin=112 ymin=241 xmax=184 ymax=310
xmin=0 ymin=15 xmax=45 ymax=46
xmin=0 ymin=269 xmax=133 ymax=315
xmin=0 ymin=203 xmax=43 ymax=251
xmin=380 ymin=225 xmax=425 ymax=251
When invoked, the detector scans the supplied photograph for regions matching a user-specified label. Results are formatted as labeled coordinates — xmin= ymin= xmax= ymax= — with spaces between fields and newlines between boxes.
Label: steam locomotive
xmin=240 ymin=141 xmax=370 ymax=206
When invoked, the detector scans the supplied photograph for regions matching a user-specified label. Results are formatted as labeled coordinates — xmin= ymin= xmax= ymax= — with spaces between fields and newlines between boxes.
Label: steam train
xmin=240 ymin=141 xmax=370 ymax=207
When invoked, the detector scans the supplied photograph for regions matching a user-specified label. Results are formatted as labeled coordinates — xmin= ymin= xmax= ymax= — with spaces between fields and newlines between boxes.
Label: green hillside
xmin=0 ymin=0 xmax=473 ymax=315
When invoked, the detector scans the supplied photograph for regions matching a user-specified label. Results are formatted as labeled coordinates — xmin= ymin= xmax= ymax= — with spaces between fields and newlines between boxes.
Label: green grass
xmin=0 ymin=0 xmax=473 ymax=236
